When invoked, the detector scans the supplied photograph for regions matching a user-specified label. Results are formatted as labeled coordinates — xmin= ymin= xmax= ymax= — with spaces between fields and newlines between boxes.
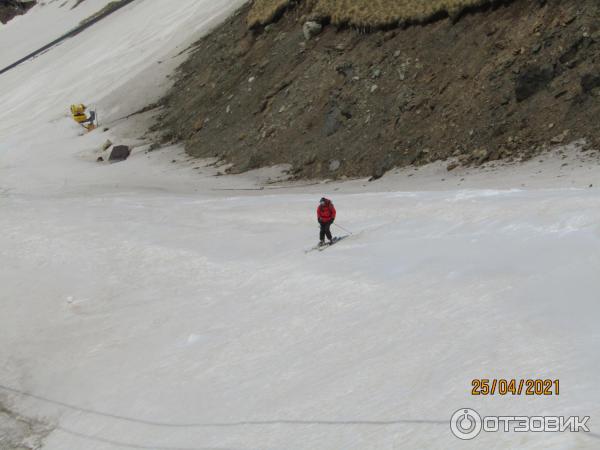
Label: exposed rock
xmin=515 ymin=64 xmax=555 ymax=102
xmin=96 ymin=156 xmax=104 ymax=162
xmin=447 ymin=161 xmax=459 ymax=171
xmin=156 ymin=0 xmax=600 ymax=180
xmin=0 ymin=0 xmax=35 ymax=24
xmin=303 ymin=21 xmax=322 ymax=40
xmin=581 ymin=74 xmax=600 ymax=93
xmin=108 ymin=145 xmax=131 ymax=162
xmin=329 ymin=159 xmax=341 ymax=171
xmin=323 ymin=107 xmax=344 ymax=137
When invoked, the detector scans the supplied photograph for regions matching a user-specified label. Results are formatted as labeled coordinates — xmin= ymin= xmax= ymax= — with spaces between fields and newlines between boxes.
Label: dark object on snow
xmin=96 ymin=156 xmax=104 ymax=162
xmin=109 ymin=145 xmax=131 ymax=161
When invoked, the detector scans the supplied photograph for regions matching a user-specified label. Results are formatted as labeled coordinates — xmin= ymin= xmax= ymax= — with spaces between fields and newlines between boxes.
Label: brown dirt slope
xmin=156 ymin=0 xmax=600 ymax=179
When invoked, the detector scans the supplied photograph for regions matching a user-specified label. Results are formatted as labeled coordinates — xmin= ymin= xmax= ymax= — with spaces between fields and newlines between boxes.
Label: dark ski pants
xmin=320 ymin=221 xmax=333 ymax=242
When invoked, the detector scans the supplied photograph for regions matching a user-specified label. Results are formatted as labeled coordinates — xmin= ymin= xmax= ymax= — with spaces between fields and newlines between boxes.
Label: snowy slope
xmin=0 ymin=0 xmax=117 ymax=69
xmin=1 ymin=1 xmax=600 ymax=450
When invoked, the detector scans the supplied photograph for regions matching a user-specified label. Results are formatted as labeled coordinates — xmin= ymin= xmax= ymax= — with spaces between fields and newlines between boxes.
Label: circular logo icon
xmin=450 ymin=408 xmax=482 ymax=440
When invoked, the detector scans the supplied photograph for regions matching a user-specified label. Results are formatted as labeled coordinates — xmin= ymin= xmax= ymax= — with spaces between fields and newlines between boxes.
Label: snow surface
xmin=0 ymin=0 xmax=116 ymax=70
xmin=1 ymin=1 xmax=600 ymax=449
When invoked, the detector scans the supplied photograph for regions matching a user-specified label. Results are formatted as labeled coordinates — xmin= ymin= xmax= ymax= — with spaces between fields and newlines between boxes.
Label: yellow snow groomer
xmin=70 ymin=104 xmax=96 ymax=131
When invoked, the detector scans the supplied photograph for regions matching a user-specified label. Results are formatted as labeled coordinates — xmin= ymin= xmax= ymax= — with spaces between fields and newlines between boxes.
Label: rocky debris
xmin=303 ymin=21 xmax=322 ymax=40
xmin=97 ymin=156 xmax=104 ymax=162
xmin=108 ymin=145 xmax=131 ymax=162
xmin=447 ymin=161 xmax=459 ymax=171
xmin=156 ymin=0 xmax=600 ymax=180
xmin=551 ymin=130 xmax=570 ymax=144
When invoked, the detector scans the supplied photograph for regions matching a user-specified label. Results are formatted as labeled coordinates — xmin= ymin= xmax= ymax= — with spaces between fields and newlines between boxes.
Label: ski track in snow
xmin=1 ymin=1 xmax=600 ymax=450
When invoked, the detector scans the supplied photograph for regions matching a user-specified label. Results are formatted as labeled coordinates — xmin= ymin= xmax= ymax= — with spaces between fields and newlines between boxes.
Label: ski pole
xmin=334 ymin=223 xmax=354 ymax=235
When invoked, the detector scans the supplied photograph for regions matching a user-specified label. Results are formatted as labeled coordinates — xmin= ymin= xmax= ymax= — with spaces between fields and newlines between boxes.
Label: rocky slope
xmin=0 ymin=0 xmax=34 ymax=24
xmin=156 ymin=0 xmax=600 ymax=179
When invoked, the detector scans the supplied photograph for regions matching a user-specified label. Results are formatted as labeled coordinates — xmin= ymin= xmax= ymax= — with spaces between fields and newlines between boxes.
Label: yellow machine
xmin=70 ymin=104 xmax=97 ymax=131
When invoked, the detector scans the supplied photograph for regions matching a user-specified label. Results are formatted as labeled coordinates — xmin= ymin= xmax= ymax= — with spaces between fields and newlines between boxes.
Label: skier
xmin=317 ymin=197 xmax=336 ymax=246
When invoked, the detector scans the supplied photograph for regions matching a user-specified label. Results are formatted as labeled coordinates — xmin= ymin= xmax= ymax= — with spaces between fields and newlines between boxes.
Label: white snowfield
xmin=1 ymin=1 xmax=599 ymax=449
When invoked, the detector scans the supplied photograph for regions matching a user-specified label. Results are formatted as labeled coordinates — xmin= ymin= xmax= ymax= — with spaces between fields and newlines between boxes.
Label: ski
xmin=305 ymin=235 xmax=349 ymax=253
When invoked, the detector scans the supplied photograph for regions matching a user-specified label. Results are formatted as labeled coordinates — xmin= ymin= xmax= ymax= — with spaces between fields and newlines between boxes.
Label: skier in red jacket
xmin=317 ymin=197 xmax=336 ymax=245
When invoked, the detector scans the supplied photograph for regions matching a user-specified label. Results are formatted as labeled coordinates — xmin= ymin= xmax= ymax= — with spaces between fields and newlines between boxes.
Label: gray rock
xmin=109 ymin=145 xmax=131 ymax=162
xmin=303 ymin=21 xmax=322 ymax=40
xmin=323 ymin=107 xmax=343 ymax=137
xmin=329 ymin=160 xmax=341 ymax=171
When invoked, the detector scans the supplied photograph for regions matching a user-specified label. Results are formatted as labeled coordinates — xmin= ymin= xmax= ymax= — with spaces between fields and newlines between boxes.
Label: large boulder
xmin=303 ymin=21 xmax=322 ymax=40
xmin=109 ymin=145 xmax=131 ymax=161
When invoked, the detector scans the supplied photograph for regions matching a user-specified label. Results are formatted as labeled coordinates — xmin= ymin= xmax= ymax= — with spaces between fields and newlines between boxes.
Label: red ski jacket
xmin=317 ymin=200 xmax=336 ymax=223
